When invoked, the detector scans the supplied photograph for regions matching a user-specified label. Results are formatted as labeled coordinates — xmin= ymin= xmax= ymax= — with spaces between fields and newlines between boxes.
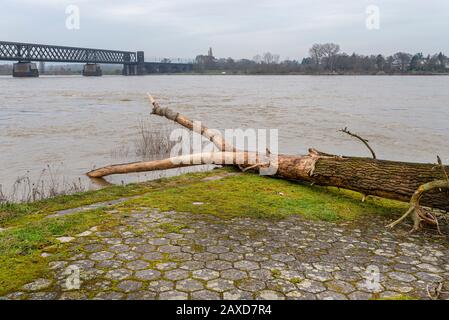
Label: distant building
xmin=195 ymin=47 xmax=217 ymax=70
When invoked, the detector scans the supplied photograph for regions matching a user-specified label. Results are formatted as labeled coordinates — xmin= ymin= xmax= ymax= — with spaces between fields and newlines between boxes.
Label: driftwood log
xmin=87 ymin=95 xmax=449 ymax=231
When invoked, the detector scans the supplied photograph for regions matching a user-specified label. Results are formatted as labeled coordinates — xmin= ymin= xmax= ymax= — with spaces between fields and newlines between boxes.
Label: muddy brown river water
xmin=1 ymin=75 xmax=448 ymax=199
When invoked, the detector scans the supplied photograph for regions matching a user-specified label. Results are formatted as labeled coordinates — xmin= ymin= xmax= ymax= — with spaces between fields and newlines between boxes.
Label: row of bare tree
xmin=194 ymin=43 xmax=449 ymax=74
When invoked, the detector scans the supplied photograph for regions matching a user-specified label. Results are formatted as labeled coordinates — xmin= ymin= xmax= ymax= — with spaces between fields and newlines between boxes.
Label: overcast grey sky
xmin=1 ymin=0 xmax=448 ymax=60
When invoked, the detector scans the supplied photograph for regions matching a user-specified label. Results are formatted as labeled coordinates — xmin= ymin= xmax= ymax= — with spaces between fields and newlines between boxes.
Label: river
xmin=1 ymin=75 xmax=448 ymax=200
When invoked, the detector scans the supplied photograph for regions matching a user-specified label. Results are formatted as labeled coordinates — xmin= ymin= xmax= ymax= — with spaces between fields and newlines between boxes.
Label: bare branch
xmin=147 ymin=94 xmax=235 ymax=152
xmin=339 ymin=127 xmax=376 ymax=159
xmin=87 ymin=152 xmax=269 ymax=178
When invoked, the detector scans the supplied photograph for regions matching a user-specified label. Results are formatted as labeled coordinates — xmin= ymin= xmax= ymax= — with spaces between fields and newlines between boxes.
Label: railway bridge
xmin=0 ymin=41 xmax=193 ymax=77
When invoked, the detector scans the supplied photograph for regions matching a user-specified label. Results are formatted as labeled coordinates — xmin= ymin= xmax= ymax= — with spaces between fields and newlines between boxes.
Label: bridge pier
xmin=82 ymin=63 xmax=102 ymax=76
xmin=122 ymin=64 xmax=137 ymax=76
xmin=12 ymin=62 xmax=39 ymax=77
xmin=122 ymin=51 xmax=145 ymax=76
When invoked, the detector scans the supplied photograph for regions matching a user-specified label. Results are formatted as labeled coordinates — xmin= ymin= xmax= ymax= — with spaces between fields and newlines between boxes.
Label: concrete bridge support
xmin=82 ymin=63 xmax=102 ymax=77
xmin=12 ymin=62 xmax=39 ymax=77
xmin=122 ymin=64 xmax=141 ymax=76
xmin=123 ymin=51 xmax=145 ymax=76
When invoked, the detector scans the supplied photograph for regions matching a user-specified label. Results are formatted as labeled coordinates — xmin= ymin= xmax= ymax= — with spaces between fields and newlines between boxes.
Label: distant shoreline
xmin=1 ymin=72 xmax=449 ymax=77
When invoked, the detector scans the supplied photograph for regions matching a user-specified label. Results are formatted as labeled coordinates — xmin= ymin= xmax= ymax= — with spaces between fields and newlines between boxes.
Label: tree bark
xmin=276 ymin=151 xmax=449 ymax=211
xmin=87 ymin=97 xmax=449 ymax=213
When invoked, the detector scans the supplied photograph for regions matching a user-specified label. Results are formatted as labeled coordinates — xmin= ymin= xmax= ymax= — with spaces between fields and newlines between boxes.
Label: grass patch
xmin=158 ymin=223 xmax=189 ymax=234
xmin=0 ymin=208 xmax=114 ymax=295
xmin=0 ymin=167 xmax=408 ymax=295
xmin=271 ymin=269 xmax=281 ymax=278
xmin=0 ymin=169 xmax=231 ymax=227
xmin=117 ymin=173 xmax=407 ymax=221
xmin=290 ymin=278 xmax=303 ymax=284
xmin=191 ymin=243 xmax=205 ymax=253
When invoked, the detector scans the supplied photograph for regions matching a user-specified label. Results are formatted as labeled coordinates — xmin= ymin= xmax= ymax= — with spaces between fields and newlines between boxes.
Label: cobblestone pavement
xmin=5 ymin=207 xmax=449 ymax=300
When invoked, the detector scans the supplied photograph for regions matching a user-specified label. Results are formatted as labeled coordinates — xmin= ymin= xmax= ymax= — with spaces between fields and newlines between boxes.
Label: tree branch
xmin=339 ymin=127 xmax=376 ymax=159
xmin=147 ymin=94 xmax=235 ymax=152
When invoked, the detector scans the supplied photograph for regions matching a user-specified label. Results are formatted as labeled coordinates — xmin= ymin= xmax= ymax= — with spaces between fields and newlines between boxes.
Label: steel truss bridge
xmin=0 ymin=41 xmax=138 ymax=64
xmin=0 ymin=41 xmax=193 ymax=76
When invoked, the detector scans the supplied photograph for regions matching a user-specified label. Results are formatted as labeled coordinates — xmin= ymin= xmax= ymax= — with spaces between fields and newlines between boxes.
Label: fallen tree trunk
xmin=87 ymin=95 xmax=449 ymax=215
xmin=277 ymin=151 xmax=449 ymax=212
xmin=88 ymin=149 xmax=449 ymax=212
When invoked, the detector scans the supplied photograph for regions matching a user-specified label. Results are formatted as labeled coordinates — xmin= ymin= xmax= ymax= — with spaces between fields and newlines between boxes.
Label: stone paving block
xmin=90 ymin=251 xmax=114 ymax=261
xmin=135 ymin=269 xmax=161 ymax=281
xmin=94 ymin=292 xmax=124 ymax=300
xmin=271 ymin=253 xmax=295 ymax=263
xmin=256 ymin=290 xmax=285 ymax=300
xmin=116 ymin=280 xmax=143 ymax=293
xmin=192 ymin=269 xmax=220 ymax=281
xmin=176 ymin=279 xmax=204 ymax=292
xmin=325 ymin=280 xmax=355 ymax=294
xmin=105 ymin=268 xmax=133 ymax=281
xmin=126 ymin=292 xmax=157 ymax=300
xmin=28 ymin=292 xmax=58 ymax=300
xmin=317 ymin=291 xmax=348 ymax=300
xmin=7 ymin=206 xmax=449 ymax=300
xmin=96 ymin=259 xmax=123 ymax=269
xmin=192 ymin=290 xmax=221 ymax=300
xmin=159 ymin=291 xmax=188 ymax=300
xmin=388 ymin=271 xmax=417 ymax=283
xmin=148 ymin=280 xmax=174 ymax=292
xmin=142 ymin=252 xmax=164 ymax=261
xmin=234 ymin=260 xmax=260 ymax=271
xmin=206 ymin=260 xmax=233 ymax=271
xmin=180 ymin=261 xmax=205 ymax=271
xmin=296 ymin=279 xmax=326 ymax=294
xmin=207 ymin=279 xmax=235 ymax=292
xmin=125 ymin=260 xmax=150 ymax=270
xmin=116 ymin=252 xmax=140 ymax=261
xmin=109 ymin=244 xmax=131 ymax=253
xmin=165 ymin=269 xmax=190 ymax=281
xmin=219 ymin=252 xmax=244 ymax=262
xmin=236 ymin=279 xmax=266 ymax=292
xmin=155 ymin=262 xmax=178 ymax=271
xmin=223 ymin=289 xmax=254 ymax=300
xmin=22 ymin=279 xmax=52 ymax=291
xmin=266 ymin=279 xmax=297 ymax=293
xmin=348 ymin=291 xmax=373 ymax=300
xmin=221 ymin=269 xmax=248 ymax=281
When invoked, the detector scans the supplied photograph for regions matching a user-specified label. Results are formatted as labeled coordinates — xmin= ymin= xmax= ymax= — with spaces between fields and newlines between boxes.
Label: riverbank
xmin=2 ymin=71 xmax=449 ymax=76
xmin=3 ymin=167 xmax=447 ymax=299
